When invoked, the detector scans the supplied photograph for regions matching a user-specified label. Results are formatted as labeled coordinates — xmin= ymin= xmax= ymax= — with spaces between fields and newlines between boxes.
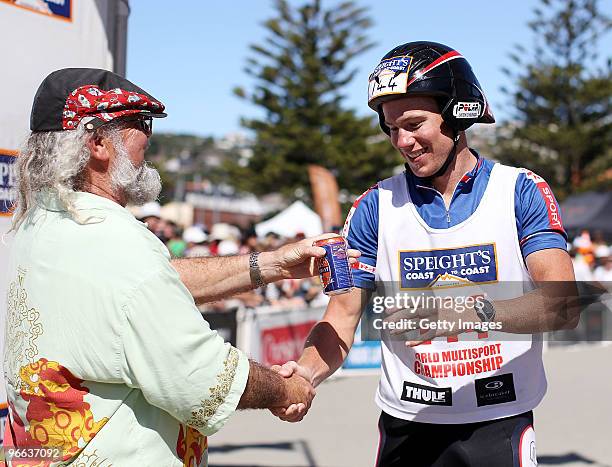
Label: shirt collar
xmin=36 ymin=189 xmax=136 ymax=222
xmin=407 ymin=148 xmax=483 ymax=191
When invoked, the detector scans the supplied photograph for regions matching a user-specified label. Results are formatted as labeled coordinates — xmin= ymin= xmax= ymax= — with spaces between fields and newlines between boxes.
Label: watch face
xmin=477 ymin=299 xmax=495 ymax=322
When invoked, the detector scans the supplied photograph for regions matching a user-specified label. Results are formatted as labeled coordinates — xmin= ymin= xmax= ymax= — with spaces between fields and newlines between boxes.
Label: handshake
xmin=269 ymin=361 xmax=315 ymax=423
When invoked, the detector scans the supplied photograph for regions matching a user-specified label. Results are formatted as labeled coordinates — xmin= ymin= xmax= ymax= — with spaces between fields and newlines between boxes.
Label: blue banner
xmin=0 ymin=153 xmax=17 ymax=215
xmin=399 ymin=243 xmax=498 ymax=289
xmin=0 ymin=404 xmax=7 ymax=445
xmin=343 ymin=325 xmax=381 ymax=370
xmin=45 ymin=0 xmax=70 ymax=19
xmin=343 ymin=340 xmax=381 ymax=370
xmin=1 ymin=0 xmax=71 ymax=20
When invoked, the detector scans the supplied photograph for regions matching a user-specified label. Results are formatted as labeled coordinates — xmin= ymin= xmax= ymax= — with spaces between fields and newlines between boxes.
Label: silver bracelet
xmin=249 ymin=251 xmax=265 ymax=288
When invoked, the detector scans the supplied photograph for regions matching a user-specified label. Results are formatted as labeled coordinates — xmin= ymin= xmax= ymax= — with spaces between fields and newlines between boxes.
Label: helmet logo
xmin=368 ymin=55 xmax=413 ymax=104
xmin=453 ymin=102 xmax=481 ymax=119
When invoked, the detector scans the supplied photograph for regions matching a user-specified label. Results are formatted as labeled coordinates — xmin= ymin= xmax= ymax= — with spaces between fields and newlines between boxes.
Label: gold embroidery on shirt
xmin=4 ymin=267 xmax=44 ymax=389
xmin=72 ymin=448 xmax=113 ymax=467
xmin=187 ymin=347 xmax=240 ymax=428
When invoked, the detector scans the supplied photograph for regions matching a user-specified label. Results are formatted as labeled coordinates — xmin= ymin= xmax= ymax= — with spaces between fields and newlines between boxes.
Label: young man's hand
xmin=269 ymin=361 xmax=316 ymax=422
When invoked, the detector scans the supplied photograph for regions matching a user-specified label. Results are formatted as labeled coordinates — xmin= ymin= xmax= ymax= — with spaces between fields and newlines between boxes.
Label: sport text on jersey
xmin=398 ymin=244 xmax=498 ymax=289
xmin=520 ymin=169 xmax=563 ymax=230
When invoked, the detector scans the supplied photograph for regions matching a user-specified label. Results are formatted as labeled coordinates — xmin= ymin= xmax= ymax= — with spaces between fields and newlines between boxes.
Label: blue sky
xmin=127 ymin=0 xmax=611 ymax=138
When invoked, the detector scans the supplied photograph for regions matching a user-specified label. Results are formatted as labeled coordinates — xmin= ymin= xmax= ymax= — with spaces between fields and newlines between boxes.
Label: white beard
xmin=109 ymin=139 xmax=162 ymax=206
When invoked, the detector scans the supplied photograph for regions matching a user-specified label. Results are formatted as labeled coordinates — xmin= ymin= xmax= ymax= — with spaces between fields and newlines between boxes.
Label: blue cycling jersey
xmin=346 ymin=152 xmax=567 ymax=289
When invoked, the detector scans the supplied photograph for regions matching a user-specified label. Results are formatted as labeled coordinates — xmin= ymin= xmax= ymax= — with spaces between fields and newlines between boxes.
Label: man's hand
xmin=278 ymin=371 xmax=316 ymax=412
xmin=259 ymin=233 xmax=361 ymax=282
xmin=172 ymin=233 xmax=360 ymax=304
xmin=238 ymin=360 xmax=315 ymax=411
xmin=269 ymin=361 xmax=315 ymax=422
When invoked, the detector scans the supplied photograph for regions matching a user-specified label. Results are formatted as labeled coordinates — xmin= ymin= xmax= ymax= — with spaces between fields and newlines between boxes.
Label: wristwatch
xmin=249 ymin=252 xmax=265 ymax=288
xmin=474 ymin=297 xmax=496 ymax=322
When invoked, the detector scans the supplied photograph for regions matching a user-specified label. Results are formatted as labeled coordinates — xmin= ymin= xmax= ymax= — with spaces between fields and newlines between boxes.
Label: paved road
xmin=208 ymin=344 xmax=612 ymax=467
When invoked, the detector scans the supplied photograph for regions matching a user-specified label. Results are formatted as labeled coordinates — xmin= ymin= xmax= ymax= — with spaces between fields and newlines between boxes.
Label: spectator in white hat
xmin=183 ymin=225 xmax=210 ymax=258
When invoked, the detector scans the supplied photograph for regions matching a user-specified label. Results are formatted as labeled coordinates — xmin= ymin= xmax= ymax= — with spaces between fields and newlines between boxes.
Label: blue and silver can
xmin=314 ymin=236 xmax=354 ymax=295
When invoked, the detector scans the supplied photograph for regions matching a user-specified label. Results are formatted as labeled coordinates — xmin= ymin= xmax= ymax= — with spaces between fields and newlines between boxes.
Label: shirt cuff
xmin=353 ymin=277 xmax=376 ymax=290
xmin=521 ymin=232 xmax=567 ymax=258
xmin=195 ymin=346 xmax=250 ymax=436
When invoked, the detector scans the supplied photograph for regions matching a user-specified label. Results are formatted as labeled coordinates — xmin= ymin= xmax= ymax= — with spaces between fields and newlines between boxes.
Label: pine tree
xmin=231 ymin=0 xmax=397 ymax=198
xmin=497 ymin=0 xmax=611 ymax=198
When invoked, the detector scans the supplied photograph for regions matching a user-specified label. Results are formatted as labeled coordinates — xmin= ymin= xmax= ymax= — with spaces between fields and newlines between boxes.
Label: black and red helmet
xmin=368 ymin=41 xmax=495 ymax=134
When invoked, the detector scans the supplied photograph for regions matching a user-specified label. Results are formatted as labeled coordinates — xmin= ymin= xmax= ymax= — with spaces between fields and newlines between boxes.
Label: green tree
xmin=231 ymin=0 xmax=397 ymax=198
xmin=147 ymin=133 xmax=241 ymax=202
xmin=497 ymin=0 xmax=611 ymax=198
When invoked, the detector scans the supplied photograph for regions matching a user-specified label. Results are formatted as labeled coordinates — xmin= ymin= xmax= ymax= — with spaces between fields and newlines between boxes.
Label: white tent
xmin=255 ymin=201 xmax=323 ymax=238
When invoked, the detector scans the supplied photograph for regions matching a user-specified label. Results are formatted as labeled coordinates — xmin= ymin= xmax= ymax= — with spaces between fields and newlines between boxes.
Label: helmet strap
xmin=429 ymin=129 xmax=460 ymax=180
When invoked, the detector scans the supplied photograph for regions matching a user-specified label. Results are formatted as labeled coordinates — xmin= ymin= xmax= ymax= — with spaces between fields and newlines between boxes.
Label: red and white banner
xmin=235 ymin=306 xmax=382 ymax=374
xmin=239 ymin=307 xmax=325 ymax=367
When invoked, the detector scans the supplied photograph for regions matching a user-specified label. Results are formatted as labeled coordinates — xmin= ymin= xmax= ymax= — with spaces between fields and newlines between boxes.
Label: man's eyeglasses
xmin=123 ymin=115 xmax=153 ymax=136
xmin=126 ymin=116 xmax=153 ymax=136
xmin=85 ymin=115 xmax=153 ymax=135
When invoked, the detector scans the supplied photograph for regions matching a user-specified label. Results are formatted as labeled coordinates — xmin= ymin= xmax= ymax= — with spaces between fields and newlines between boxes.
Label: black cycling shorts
xmin=375 ymin=410 xmax=537 ymax=467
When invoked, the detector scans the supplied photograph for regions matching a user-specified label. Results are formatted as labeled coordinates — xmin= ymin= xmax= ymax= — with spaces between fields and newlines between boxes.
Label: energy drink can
xmin=314 ymin=236 xmax=354 ymax=295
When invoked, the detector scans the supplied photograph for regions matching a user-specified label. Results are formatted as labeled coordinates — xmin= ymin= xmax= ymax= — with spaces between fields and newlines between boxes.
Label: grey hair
xmin=11 ymin=122 xmax=125 ymax=230
xmin=12 ymin=125 xmax=91 ymax=230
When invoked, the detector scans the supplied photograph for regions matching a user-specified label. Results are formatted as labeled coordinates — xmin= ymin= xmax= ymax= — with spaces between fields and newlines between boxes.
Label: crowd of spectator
xmin=137 ymin=202 xmax=330 ymax=313
xmin=136 ymin=201 xmax=612 ymax=318
xmin=558 ymin=229 xmax=612 ymax=344
xmin=569 ymin=229 xmax=612 ymax=283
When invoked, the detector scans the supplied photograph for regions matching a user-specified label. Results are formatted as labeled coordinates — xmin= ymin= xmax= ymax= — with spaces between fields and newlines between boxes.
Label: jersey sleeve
xmin=343 ymin=185 xmax=379 ymax=289
xmin=515 ymin=169 xmax=568 ymax=258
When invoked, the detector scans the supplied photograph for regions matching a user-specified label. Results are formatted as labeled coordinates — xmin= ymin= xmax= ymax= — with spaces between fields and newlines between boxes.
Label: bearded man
xmin=3 ymin=68 xmax=350 ymax=466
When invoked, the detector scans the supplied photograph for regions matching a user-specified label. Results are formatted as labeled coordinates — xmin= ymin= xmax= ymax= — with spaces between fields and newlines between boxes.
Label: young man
xmin=274 ymin=42 xmax=577 ymax=466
